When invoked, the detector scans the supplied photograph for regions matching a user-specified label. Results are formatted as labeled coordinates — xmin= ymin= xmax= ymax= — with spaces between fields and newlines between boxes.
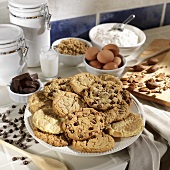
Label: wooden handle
xmin=0 ymin=138 xmax=32 ymax=158
xmin=138 ymin=47 xmax=170 ymax=63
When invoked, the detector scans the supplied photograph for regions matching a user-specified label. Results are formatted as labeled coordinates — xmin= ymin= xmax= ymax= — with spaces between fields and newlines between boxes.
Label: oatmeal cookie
xmin=33 ymin=127 xmax=69 ymax=147
xmin=72 ymin=133 xmax=114 ymax=153
xmin=28 ymin=91 xmax=52 ymax=114
xmin=52 ymin=91 xmax=87 ymax=118
xmin=32 ymin=108 xmax=64 ymax=134
xmin=43 ymin=77 xmax=73 ymax=99
xmin=69 ymin=72 xmax=101 ymax=95
xmin=82 ymin=81 xmax=122 ymax=110
xmin=98 ymin=74 xmax=123 ymax=87
xmin=62 ymin=108 xmax=105 ymax=141
xmin=106 ymin=112 xmax=144 ymax=137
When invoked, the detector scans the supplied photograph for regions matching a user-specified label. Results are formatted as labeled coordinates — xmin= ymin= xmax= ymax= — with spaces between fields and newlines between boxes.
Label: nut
xmin=147 ymin=58 xmax=159 ymax=65
xmin=147 ymin=64 xmax=159 ymax=73
xmin=145 ymin=78 xmax=160 ymax=89
xmin=132 ymin=64 xmax=145 ymax=72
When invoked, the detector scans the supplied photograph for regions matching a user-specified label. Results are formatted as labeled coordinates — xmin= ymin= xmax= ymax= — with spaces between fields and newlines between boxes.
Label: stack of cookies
xmin=28 ymin=72 xmax=144 ymax=153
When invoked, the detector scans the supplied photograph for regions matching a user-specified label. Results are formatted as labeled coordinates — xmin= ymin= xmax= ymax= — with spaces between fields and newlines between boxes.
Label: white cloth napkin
xmin=127 ymin=104 xmax=170 ymax=170
xmin=143 ymin=104 xmax=170 ymax=145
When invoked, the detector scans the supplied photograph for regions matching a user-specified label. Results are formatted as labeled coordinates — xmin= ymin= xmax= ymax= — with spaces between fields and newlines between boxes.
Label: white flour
xmin=93 ymin=26 xmax=138 ymax=47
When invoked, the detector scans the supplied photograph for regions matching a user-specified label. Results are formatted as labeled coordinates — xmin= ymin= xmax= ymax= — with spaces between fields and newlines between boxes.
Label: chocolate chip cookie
xmin=72 ymin=133 xmax=114 ymax=153
xmin=33 ymin=127 xmax=69 ymax=147
xmin=43 ymin=77 xmax=73 ymax=99
xmin=62 ymin=108 xmax=105 ymax=141
xmin=69 ymin=72 xmax=101 ymax=95
xmin=82 ymin=81 xmax=123 ymax=110
xmin=98 ymin=74 xmax=123 ymax=87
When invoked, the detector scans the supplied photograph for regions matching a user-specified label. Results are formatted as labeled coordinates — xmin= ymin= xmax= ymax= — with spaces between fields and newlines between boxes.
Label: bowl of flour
xmin=89 ymin=23 xmax=146 ymax=56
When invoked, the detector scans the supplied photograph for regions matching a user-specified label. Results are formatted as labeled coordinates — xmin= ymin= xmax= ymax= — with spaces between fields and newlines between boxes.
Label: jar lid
xmin=0 ymin=24 xmax=23 ymax=46
xmin=8 ymin=0 xmax=48 ymax=9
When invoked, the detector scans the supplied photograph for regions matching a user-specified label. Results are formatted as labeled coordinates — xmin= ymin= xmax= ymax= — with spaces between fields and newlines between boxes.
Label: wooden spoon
xmin=0 ymin=139 xmax=68 ymax=170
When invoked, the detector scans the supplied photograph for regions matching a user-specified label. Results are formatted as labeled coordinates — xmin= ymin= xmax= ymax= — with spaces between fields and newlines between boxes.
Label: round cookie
xmin=69 ymin=72 xmax=101 ymax=95
xmin=82 ymin=81 xmax=123 ymax=111
xmin=106 ymin=112 xmax=144 ymax=137
xmin=52 ymin=91 xmax=87 ymax=118
xmin=33 ymin=127 xmax=69 ymax=147
xmin=32 ymin=108 xmax=64 ymax=134
xmin=104 ymin=100 xmax=130 ymax=125
xmin=28 ymin=91 xmax=52 ymax=114
xmin=43 ymin=77 xmax=73 ymax=99
xmin=121 ymin=90 xmax=133 ymax=106
xmin=62 ymin=108 xmax=105 ymax=141
xmin=98 ymin=74 xmax=123 ymax=87
xmin=72 ymin=133 xmax=114 ymax=153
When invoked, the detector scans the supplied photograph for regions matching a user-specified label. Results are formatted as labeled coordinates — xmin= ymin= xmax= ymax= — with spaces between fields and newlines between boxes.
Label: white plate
xmin=24 ymin=94 xmax=145 ymax=157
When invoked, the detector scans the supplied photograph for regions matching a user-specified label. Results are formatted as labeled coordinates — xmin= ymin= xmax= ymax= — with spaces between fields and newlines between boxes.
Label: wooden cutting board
xmin=122 ymin=39 xmax=170 ymax=107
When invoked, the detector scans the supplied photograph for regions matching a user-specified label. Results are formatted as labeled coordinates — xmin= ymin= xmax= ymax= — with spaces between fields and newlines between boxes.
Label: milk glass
xmin=40 ymin=46 xmax=58 ymax=78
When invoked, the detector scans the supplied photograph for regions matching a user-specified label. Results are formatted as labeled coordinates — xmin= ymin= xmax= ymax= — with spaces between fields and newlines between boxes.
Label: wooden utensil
xmin=0 ymin=138 xmax=68 ymax=170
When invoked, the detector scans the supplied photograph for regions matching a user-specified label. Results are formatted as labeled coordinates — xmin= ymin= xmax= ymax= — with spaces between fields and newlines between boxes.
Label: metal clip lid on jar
xmin=0 ymin=24 xmax=28 ymax=85
xmin=8 ymin=0 xmax=51 ymax=67
xmin=8 ymin=0 xmax=51 ymax=29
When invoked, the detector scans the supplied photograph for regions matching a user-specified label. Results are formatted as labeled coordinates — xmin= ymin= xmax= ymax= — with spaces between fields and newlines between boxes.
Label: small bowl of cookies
xmin=52 ymin=37 xmax=92 ymax=66
xmin=84 ymin=44 xmax=127 ymax=77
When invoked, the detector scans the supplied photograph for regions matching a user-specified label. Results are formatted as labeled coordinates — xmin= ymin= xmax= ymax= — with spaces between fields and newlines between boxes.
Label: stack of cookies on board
xmin=28 ymin=72 xmax=144 ymax=153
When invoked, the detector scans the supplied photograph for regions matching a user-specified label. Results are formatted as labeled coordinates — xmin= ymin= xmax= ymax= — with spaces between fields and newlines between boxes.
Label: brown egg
xmin=85 ymin=46 xmax=100 ymax=61
xmin=89 ymin=60 xmax=103 ymax=69
xmin=102 ymin=44 xmax=119 ymax=56
xmin=97 ymin=50 xmax=114 ymax=64
xmin=113 ymin=56 xmax=122 ymax=67
xmin=103 ymin=62 xmax=118 ymax=70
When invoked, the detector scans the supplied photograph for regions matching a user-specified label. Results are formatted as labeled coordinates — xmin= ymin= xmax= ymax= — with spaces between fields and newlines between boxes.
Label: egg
xmin=102 ymin=44 xmax=119 ymax=56
xmin=97 ymin=50 xmax=114 ymax=64
xmin=85 ymin=46 xmax=100 ymax=61
xmin=89 ymin=60 xmax=103 ymax=69
xmin=113 ymin=56 xmax=122 ymax=67
xmin=103 ymin=62 xmax=118 ymax=70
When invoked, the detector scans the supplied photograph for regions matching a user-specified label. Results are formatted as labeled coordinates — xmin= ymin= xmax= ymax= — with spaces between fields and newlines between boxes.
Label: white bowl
xmin=84 ymin=55 xmax=127 ymax=77
xmin=7 ymin=79 xmax=43 ymax=103
xmin=89 ymin=23 xmax=146 ymax=56
xmin=52 ymin=37 xmax=92 ymax=66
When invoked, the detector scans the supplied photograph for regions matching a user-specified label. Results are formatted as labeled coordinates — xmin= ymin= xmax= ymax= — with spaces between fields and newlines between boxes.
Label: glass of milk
xmin=40 ymin=46 xmax=58 ymax=78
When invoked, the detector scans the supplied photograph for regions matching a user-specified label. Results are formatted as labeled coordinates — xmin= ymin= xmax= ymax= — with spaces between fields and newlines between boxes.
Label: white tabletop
xmin=1 ymin=25 xmax=170 ymax=170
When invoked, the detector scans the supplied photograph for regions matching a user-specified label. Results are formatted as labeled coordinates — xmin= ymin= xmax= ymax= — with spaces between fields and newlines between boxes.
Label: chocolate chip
xmin=12 ymin=105 xmax=16 ymax=108
xmin=23 ymin=160 xmax=29 ymax=165
xmin=23 ymin=145 xmax=27 ymax=149
xmin=26 ymin=138 xmax=31 ymax=142
xmin=3 ymin=125 xmax=7 ymax=129
xmin=8 ymin=129 xmax=13 ymax=133
xmin=13 ymin=134 xmax=17 ymax=138
xmin=12 ymin=157 xmax=18 ymax=161
xmin=14 ymin=118 xmax=18 ymax=122
xmin=20 ymin=157 xmax=25 ymax=160
xmin=19 ymin=143 xmax=23 ymax=147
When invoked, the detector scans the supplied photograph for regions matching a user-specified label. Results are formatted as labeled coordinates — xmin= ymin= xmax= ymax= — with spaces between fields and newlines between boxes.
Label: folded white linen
xmin=143 ymin=104 xmax=170 ymax=145
xmin=128 ymin=129 xmax=168 ymax=170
